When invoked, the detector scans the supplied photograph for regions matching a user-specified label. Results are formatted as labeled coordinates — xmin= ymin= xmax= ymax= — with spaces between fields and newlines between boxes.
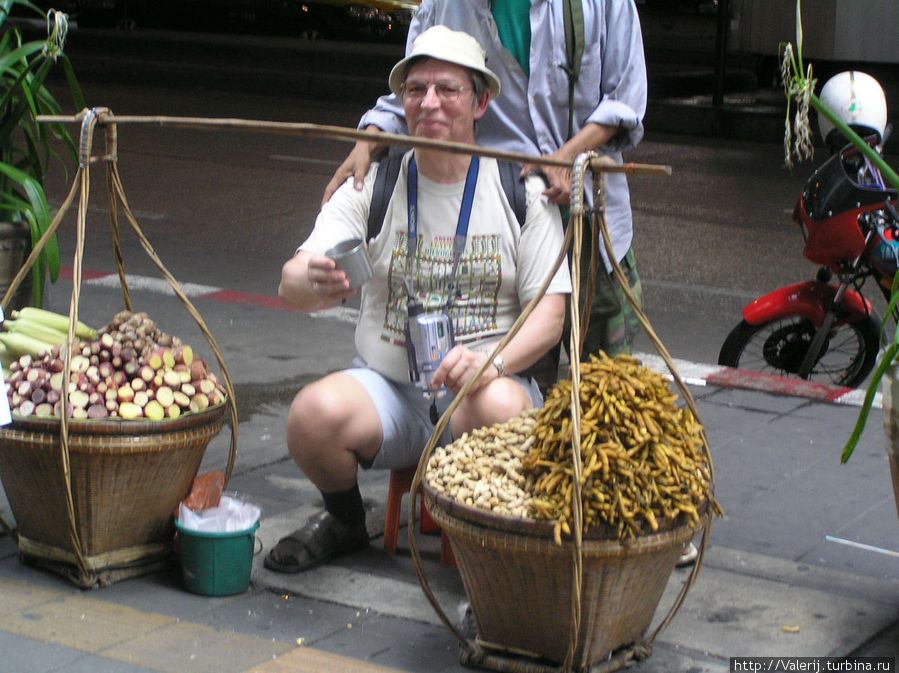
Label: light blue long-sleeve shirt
xmin=358 ymin=0 xmax=648 ymax=269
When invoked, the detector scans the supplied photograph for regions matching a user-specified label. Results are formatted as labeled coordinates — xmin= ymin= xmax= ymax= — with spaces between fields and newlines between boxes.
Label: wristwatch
xmin=492 ymin=354 xmax=506 ymax=378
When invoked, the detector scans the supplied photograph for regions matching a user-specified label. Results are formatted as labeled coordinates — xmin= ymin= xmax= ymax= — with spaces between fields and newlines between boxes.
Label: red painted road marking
xmin=58 ymin=267 xmax=113 ymax=281
xmin=60 ymin=266 xmax=294 ymax=311
xmin=201 ymin=289 xmax=294 ymax=311
xmin=706 ymin=367 xmax=854 ymax=402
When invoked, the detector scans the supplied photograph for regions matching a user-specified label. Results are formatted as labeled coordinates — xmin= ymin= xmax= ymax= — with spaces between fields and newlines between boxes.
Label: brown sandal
xmin=264 ymin=511 xmax=368 ymax=574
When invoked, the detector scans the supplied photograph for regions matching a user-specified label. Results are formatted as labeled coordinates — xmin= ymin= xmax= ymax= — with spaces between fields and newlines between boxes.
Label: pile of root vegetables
xmin=426 ymin=352 xmax=722 ymax=543
xmin=3 ymin=310 xmax=226 ymax=421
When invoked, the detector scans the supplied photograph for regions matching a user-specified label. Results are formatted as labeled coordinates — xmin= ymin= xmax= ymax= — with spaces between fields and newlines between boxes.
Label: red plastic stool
xmin=383 ymin=465 xmax=456 ymax=567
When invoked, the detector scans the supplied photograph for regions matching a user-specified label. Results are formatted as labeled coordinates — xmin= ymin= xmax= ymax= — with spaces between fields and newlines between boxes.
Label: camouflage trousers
xmin=530 ymin=246 xmax=643 ymax=393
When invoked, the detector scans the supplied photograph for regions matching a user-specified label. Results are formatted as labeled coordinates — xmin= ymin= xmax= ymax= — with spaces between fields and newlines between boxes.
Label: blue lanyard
xmin=406 ymin=155 xmax=480 ymax=304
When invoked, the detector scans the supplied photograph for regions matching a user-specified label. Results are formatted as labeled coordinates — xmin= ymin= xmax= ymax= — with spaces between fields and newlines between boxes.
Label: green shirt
xmin=491 ymin=0 xmax=531 ymax=76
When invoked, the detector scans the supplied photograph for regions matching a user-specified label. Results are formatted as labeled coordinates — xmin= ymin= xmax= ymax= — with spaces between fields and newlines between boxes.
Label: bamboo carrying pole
xmin=36 ymin=110 xmax=672 ymax=177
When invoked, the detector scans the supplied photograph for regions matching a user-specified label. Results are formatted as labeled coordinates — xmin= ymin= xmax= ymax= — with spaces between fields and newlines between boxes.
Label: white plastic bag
xmin=177 ymin=494 xmax=261 ymax=533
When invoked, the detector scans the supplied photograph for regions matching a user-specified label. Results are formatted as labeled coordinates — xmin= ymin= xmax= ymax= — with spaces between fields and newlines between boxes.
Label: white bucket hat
xmin=388 ymin=25 xmax=501 ymax=99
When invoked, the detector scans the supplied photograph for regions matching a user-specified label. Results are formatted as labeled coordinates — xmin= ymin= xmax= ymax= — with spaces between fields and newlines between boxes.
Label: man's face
xmin=401 ymin=59 xmax=489 ymax=145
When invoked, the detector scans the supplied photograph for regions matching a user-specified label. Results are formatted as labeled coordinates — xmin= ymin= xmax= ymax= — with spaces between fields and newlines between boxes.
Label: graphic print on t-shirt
xmin=382 ymin=231 xmax=501 ymax=346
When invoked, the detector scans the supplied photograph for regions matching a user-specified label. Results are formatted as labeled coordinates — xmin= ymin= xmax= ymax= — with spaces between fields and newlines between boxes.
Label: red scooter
xmin=718 ymin=141 xmax=899 ymax=387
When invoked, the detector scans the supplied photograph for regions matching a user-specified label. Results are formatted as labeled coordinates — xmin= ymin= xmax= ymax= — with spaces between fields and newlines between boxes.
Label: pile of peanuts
xmin=424 ymin=352 xmax=721 ymax=543
xmin=425 ymin=409 xmax=538 ymax=519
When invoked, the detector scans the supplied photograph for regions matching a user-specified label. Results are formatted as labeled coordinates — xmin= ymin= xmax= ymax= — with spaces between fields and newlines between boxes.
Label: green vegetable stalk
xmin=780 ymin=1 xmax=899 ymax=462
xmin=780 ymin=2 xmax=899 ymax=190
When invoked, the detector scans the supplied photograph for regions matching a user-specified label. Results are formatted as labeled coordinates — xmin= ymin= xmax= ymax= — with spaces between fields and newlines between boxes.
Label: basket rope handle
xmin=87 ymin=108 xmax=240 ymax=482
xmin=56 ymin=106 xmax=108 ymax=577
xmin=103 ymin=135 xmax=240 ymax=480
xmin=101 ymin=119 xmax=133 ymax=313
xmin=559 ymin=150 xmax=594 ymax=671
xmin=0 ymin=130 xmax=85 ymax=546
xmin=585 ymin=157 xmax=721 ymax=647
xmin=406 ymin=154 xmax=599 ymax=667
xmin=407 ymin=202 xmax=576 ymax=657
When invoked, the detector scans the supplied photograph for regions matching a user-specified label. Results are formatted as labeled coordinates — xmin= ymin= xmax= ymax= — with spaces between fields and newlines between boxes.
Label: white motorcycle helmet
xmin=818 ymin=71 xmax=888 ymax=149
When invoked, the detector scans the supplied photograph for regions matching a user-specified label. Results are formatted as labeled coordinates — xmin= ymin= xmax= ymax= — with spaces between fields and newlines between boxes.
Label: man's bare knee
xmin=287 ymin=382 xmax=348 ymax=457
xmin=286 ymin=374 xmax=381 ymax=467
xmin=453 ymin=378 xmax=531 ymax=436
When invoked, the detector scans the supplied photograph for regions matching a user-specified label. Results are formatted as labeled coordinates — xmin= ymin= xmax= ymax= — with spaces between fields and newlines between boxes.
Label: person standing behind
xmin=323 ymin=0 xmax=648 ymax=389
xmin=267 ymin=26 xmax=570 ymax=573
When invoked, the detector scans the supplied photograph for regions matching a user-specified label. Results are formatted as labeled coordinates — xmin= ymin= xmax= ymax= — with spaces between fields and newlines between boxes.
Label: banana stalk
xmin=3 ymin=318 xmax=68 ymax=346
xmin=0 ymin=332 xmax=56 ymax=359
xmin=10 ymin=307 xmax=98 ymax=341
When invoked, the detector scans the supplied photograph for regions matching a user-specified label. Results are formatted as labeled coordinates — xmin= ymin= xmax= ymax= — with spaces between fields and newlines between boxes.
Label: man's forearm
xmin=497 ymin=294 xmax=567 ymax=374
xmin=558 ymin=122 xmax=618 ymax=161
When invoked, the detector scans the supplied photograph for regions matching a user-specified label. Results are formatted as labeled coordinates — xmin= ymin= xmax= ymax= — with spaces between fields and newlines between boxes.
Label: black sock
xmin=321 ymin=484 xmax=365 ymax=527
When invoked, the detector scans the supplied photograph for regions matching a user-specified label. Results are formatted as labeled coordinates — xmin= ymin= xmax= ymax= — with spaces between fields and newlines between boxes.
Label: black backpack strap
xmin=366 ymin=146 xmax=407 ymax=242
xmin=562 ymin=0 xmax=585 ymax=140
xmin=497 ymin=160 xmax=527 ymax=227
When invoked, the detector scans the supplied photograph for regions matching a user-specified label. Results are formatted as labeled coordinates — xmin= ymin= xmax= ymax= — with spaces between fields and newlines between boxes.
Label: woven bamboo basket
xmin=424 ymin=485 xmax=704 ymax=668
xmin=0 ymin=406 xmax=225 ymax=587
xmin=0 ymin=108 xmax=239 ymax=588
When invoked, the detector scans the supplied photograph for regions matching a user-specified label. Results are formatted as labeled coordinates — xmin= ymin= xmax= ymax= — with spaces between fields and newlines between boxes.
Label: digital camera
xmin=406 ymin=306 xmax=454 ymax=396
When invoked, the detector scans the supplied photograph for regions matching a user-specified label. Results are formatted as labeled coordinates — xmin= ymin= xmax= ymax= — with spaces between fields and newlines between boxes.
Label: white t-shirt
xmin=299 ymin=152 xmax=571 ymax=383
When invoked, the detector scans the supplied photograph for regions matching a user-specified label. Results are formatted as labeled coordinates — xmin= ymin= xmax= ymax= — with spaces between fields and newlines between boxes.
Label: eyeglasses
xmin=401 ymin=80 xmax=471 ymax=102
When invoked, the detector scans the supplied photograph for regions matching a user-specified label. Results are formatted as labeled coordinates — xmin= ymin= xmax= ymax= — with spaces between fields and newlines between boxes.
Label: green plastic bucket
xmin=175 ymin=519 xmax=260 ymax=596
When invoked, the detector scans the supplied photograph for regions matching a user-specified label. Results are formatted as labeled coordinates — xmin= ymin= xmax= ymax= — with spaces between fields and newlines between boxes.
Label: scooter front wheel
xmin=717 ymin=314 xmax=880 ymax=388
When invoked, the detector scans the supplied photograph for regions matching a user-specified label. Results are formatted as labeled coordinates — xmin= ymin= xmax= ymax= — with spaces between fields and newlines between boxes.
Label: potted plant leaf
xmin=1 ymin=0 xmax=85 ymax=309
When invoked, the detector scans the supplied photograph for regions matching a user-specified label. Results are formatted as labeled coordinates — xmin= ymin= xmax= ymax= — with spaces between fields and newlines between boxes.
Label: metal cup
xmin=325 ymin=238 xmax=373 ymax=289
